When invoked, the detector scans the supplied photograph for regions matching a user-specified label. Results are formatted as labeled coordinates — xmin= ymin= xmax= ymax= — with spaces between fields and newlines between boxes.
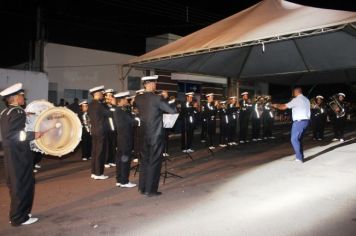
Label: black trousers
xmin=263 ymin=118 xmax=274 ymax=138
xmin=181 ymin=120 xmax=194 ymax=150
xmin=105 ymin=131 xmax=116 ymax=164
xmin=333 ymin=117 xmax=346 ymax=139
xmin=207 ymin=120 xmax=216 ymax=146
xmin=228 ymin=120 xmax=237 ymax=143
xmin=32 ymin=151 xmax=43 ymax=166
xmin=91 ymin=135 xmax=107 ymax=176
xmin=81 ymin=129 xmax=92 ymax=159
xmin=116 ymin=150 xmax=131 ymax=184
xmin=312 ymin=116 xmax=326 ymax=139
xmin=4 ymin=144 xmax=35 ymax=226
xmin=239 ymin=114 xmax=249 ymax=141
xmin=139 ymin=136 xmax=164 ymax=193
xmin=201 ymin=120 xmax=207 ymax=141
xmin=220 ymin=123 xmax=229 ymax=144
xmin=251 ymin=118 xmax=261 ymax=139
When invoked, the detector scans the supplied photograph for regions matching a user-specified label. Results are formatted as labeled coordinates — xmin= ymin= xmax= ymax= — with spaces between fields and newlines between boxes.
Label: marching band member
xmin=79 ymin=100 xmax=92 ymax=161
xmin=160 ymin=90 xmax=172 ymax=157
xmin=0 ymin=83 xmax=44 ymax=226
xmin=202 ymin=93 xmax=217 ymax=149
xmin=227 ymin=96 xmax=239 ymax=146
xmin=262 ymin=96 xmax=275 ymax=139
xmin=88 ymin=85 xmax=110 ymax=180
xmin=331 ymin=93 xmax=349 ymax=142
xmin=181 ymin=92 xmax=196 ymax=153
xmin=218 ymin=101 xmax=229 ymax=147
xmin=239 ymin=92 xmax=252 ymax=143
xmin=251 ymin=96 xmax=263 ymax=141
xmin=200 ymin=100 xmax=208 ymax=143
xmin=135 ymin=75 xmax=176 ymax=197
xmin=103 ymin=89 xmax=117 ymax=168
xmin=113 ymin=91 xmax=137 ymax=188
xmin=311 ymin=95 xmax=327 ymax=141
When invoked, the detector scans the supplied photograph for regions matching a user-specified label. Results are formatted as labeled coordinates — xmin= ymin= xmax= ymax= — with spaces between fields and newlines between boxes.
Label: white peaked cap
xmin=142 ymin=75 xmax=159 ymax=81
xmin=0 ymin=83 xmax=24 ymax=97
xmin=338 ymin=93 xmax=346 ymax=97
xmin=316 ymin=95 xmax=324 ymax=99
xmin=206 ymin=93 xmax=214 ymax=97
xmin=104 ymin=88 xmax=114 ymax=94
xmin=241 ymin=92 xmax=249 ymax=96
xmin=136 ymin=89 xmax=145 ymax=94
xmin=114 ymin=91 xmax=130 ymax=98
xmin=79 ymin=100 xmax=88 ymax=106
xmin=89 ymin=85 xmax=104 ymax=94
xmin=185 ymin=92 xmax=194 ymax=96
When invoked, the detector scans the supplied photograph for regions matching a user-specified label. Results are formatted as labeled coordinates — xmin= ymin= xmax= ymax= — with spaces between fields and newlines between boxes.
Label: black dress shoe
xmin=144 ymin=192 xmax=162 ymax=197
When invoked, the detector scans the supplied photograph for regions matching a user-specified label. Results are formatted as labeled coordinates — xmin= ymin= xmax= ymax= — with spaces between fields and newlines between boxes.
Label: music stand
xmin=161 ymin=114 xmax=183 ymax=183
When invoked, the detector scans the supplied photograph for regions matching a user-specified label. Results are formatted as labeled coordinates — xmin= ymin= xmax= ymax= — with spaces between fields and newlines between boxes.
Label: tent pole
xmin=227 ymin=77 xmax=237 ymax=97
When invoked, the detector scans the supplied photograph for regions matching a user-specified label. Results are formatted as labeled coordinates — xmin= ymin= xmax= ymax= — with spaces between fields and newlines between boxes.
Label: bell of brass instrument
xmin=328 ymin=94 xmax=345 ymax=118
xmin=310 ymin=98 xmax=316 ymax=108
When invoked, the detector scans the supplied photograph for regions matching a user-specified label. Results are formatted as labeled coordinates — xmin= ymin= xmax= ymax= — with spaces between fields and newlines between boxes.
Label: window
xmin=127 ymin=76 xmax=141 ymax=91
xmin=64 ymin=89 xmax=89 ymax=101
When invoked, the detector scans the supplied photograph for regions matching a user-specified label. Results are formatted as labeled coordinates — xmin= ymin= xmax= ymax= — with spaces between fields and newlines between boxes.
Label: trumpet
xmin=328 ymin=94 xmax=345 ymax=118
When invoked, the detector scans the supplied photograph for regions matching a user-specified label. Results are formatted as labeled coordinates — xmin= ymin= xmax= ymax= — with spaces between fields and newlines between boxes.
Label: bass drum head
xmin=25 ymin=100 xmax=54 ymax=131
xmin=25 ymin=100 xmax=54 ymax=114
xmin=34 ymin=107 xmax=82 ymax=157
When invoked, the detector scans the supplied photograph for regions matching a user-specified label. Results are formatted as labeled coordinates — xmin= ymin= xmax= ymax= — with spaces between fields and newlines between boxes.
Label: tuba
xmin=25 ymin=100 xmax=82 ymax=157
xmin=328 ymin=95 xmax=345 ymax=118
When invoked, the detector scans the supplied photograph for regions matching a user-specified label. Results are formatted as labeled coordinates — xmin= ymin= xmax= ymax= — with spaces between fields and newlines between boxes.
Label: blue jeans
xmin=291 ymin=120 xmax=309 ymax=161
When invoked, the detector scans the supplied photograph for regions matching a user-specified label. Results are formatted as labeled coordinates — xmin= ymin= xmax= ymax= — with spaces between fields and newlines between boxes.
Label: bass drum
xmin=25 ymin=100 xmax=54 ymax=131
xmin=33 ymin=107 xmax=82 ymax=157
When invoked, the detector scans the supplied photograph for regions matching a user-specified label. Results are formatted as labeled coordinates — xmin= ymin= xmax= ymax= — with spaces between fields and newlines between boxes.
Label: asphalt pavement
xmin=0 ymin=124 xmax=356 ymax=236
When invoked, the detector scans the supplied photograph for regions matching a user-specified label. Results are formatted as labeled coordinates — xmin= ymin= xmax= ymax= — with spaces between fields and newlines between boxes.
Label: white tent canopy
xmin=129 ymin=0 xmax=356 ymax=85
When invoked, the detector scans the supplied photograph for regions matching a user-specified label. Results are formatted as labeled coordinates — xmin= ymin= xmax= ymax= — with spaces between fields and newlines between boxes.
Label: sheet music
xmin=163 ymin=114 xmax=179 ymax=128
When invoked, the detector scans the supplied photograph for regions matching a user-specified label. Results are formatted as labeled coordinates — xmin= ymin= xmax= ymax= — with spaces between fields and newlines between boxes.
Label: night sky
xmin=1 ymin=0 xmax=356 ymax=67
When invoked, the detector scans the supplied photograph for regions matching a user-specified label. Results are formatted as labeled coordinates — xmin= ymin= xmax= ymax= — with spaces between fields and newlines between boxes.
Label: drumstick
xmin=41 ymin=122 xmax=62 ymax=135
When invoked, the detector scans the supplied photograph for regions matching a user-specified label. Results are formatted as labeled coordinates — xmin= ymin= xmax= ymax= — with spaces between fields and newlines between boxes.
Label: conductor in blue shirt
xmin=272 ymin=87 xmax=310 ymax=163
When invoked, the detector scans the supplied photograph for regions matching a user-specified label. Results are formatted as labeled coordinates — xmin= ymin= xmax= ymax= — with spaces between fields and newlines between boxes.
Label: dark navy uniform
xmin=262 ymin=101 xmax=275 ymax=139
xmin=113 ymin=106 xmax=134 ymax=185
xmin=135 ymin=91 xmax=176 ymax=194
xmin=239 ymin=99 xmax=252 ymax=142
xmin=218 ymin=103 xmax=229 ymax=145
xmin=200 ymin=102 xmax=208 ymax=142
xmin=104 ymin=103 xmax=117 ymax=166
xmin=331 ymin=99 xmax=348 ymax=140
xmin=201 ymin=102 xmax=217 ymax=147
xmin=251 ymin=101 xmax=263 ymax=141
xmin=88 ymin=100 xmax=110 ymax=176
xmin=311 ymin=101 xmax=327 ymax=140
xmin=1 ymin=106 xmax=36 ymax=226
xmin=226 ymin=102 xmax=239 ymax=144
xmin=180 ymin=101 xmax=195 ymax=151
xmin=79 ymin=110 xmax=92 ymax=159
